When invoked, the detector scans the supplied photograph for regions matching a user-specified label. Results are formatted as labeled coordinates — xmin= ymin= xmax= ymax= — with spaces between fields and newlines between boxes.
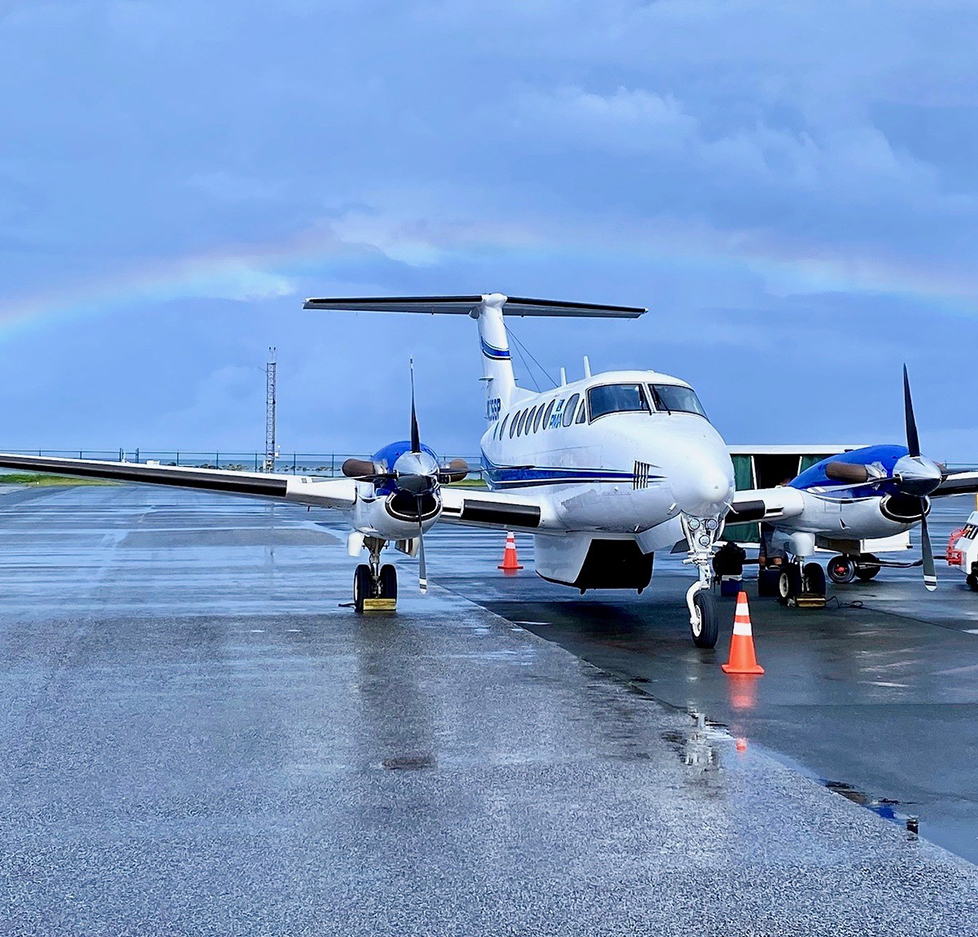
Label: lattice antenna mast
xmin=264 ymin=347 xmax=277 ymax=472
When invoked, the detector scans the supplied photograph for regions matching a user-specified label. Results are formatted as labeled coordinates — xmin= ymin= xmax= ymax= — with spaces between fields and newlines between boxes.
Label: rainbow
xmin=0 ymin=220 xmax=972 ymax=341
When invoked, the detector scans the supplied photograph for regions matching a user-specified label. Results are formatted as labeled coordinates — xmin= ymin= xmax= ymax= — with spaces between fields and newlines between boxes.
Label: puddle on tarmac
xmin=821 ymin=778 xmax=907 ymax=822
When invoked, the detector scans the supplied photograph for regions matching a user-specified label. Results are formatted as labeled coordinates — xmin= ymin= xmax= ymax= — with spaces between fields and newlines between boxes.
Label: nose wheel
xmin=353 ymin=538 xmax=398 ymax=612
xmin=688 ymin=586 xmax=719 ymax=648
xmin=681 ymin=513 xmax=724 ymax=648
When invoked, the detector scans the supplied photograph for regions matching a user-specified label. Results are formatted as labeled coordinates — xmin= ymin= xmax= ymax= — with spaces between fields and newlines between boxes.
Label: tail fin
xmin=303 ymin=293 xmax=646 ymax=427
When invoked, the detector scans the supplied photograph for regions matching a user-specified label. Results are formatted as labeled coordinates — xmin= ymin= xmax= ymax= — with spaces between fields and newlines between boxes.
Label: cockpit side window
xmin=649 ymin=384 xmax=707 ymax=418
xmin=575 ymin=399 xmax=587 ymax=423
xmin=587 ymin=383 xmax=650 ymax=421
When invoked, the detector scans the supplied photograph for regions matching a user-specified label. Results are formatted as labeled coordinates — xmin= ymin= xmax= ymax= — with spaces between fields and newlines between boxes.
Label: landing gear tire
xmin=855 ymin=554 xmax=880 ymax=582
xmin=758 ymin=566 xmax=781 ymax=598
xmin=777 ymin=566 xmax=803 ymax=605
xmin=804 ymin=562 xmax=826 ymax=597
xmin=380 ymin=564 xmax=398 ymax=600
xmin=828 ymin=555 xmax=857 ymax=585
xmin=967 ymin=572 xmax=978 ymax=592
xmin=690 ymin=591 xmax=719 ymax=649
xmin=353 ymin=564 xmax=372 ymax=613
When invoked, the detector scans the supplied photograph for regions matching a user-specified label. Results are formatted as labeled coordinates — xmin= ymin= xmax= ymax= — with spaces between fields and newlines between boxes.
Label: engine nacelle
xmin=352 ymin=484 xmax=442 ymax=540
xmin=774 ymin=489 xmax=923 ymax=556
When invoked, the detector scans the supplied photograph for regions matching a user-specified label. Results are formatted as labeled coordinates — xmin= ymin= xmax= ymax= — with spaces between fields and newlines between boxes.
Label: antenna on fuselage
xmin=559 ymin=367 xmax=567 ymax=386
xmin=583 ymin=356 xmax=592 ymax=379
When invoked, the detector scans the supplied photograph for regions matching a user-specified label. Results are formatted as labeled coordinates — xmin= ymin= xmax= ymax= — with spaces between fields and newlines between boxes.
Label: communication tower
xmin=265 ymin=347 xmax=277 ymax=472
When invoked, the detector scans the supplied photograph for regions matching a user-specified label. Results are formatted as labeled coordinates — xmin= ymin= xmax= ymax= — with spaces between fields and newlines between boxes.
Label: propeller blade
xmin=824 ymin=461 xmax=871 ymax=484
xmin=409 ymin=358 xmax=421 ymax=453
xmin=342 ymin=458 xmax=393 ymax=481
xmin=920 ymin=513 xmax=937 ymax=592
xmin=438 ymin=458 xmax=469 ymax=485
xmin=416 ymin=495 xmax=428 ymax=594
xmin=903 ymin=364 xmax=921 ymax=457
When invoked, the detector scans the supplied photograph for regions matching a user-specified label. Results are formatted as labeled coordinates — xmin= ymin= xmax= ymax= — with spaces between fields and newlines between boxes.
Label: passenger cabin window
xmin=498 ymin=415 xmax=508 ymax=439
xmin=541 ymin=399 xmax=556 ymax=429
xmin=527 ymin=405 xmax=537 ymax=433
xmin=563 ymin=393 xmax=579 ymax=427
xmin=533 ymin=405 xmax=545 ymax=433
xmin=517 ymin=409 xmax=528 ymax=436
xmin=587 ymin=384 xmax=650 ymax=421
xmin=509 ymin=414 xmax=518 ymax=438
xmin=649 ymin=384 xmax=707 ymax=418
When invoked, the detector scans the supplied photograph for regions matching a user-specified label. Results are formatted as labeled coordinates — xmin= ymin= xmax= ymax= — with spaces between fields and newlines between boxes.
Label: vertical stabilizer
xmin=474 ymin=293 xmax=518 ymax=422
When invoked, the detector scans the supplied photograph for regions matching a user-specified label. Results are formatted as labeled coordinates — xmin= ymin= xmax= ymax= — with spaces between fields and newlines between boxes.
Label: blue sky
xmin=1 ymin=1 xmax=977 ymax=460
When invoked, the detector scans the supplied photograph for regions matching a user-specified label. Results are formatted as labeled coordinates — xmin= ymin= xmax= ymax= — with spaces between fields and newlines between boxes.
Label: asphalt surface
xmin=435 ymin=495 xmax=978 ymax=865
xmin=2 ymin=485 xmax=978 ymax=935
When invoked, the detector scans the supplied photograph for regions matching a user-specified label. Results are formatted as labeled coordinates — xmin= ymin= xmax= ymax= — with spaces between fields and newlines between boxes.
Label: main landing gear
xmin=681 ymin=513 xmax=723 ymax=649
xmin=827 ymin=553 xmax=880 ymax=584
xmin=776 ymin=561 xmax=826 ymax=608
xmin=353 ymin=536 xmax=398 ymax=612
xmin=764 ymin=532 xmax=827 ymax=608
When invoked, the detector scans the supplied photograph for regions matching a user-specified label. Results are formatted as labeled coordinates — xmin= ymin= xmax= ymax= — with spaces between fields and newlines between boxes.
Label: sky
xmin=1 ymin=0 xmax=977 ymax=461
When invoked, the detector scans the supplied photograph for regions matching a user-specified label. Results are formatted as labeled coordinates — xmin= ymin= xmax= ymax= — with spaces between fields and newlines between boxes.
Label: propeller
xmin=904 ymin=365 xmax=937 ymax=591
xmin=341 ymin=360 xmax=469 ymax=594
xmin=822 ymin=366 xmax=939 ymax=590
xmin=408 ymin=361 xmax=428 ymax=594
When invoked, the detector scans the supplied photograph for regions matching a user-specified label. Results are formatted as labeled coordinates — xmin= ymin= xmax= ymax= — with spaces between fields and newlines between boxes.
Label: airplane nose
xmin=675 ymin=465 xmax=734 ymax=517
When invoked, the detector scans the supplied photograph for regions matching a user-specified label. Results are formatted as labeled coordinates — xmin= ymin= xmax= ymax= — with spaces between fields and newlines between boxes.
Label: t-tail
xmin=302 ymin=293 xmax=647 ymax=426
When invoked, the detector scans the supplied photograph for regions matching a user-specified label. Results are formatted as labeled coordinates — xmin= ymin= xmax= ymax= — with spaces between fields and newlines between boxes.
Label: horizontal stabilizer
xmin=303 ymin=294 xmax=646 ymax=319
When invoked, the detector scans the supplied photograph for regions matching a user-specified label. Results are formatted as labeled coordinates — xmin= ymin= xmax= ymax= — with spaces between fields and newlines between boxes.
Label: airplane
xmin=0 ymin=293 xmax=974 ymax=646
xmin=0 ymin=293 xmax=740 ymax=648
xmin=720 ymin=367 xmax=978 ymax=606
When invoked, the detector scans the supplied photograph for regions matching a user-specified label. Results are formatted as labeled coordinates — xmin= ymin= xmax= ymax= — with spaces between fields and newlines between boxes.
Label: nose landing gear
xmin=353 ymin=537 xmax=398 ymax=612
xmin=681 ymin=513 xmax=724 ymax=648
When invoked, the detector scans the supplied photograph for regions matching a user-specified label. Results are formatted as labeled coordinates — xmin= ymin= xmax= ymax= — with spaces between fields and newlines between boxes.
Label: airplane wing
xmin=440 ymin=486 xmax=548 ymax=530
xmin=935 ymin=470 xmax=978 ymax=496
xmin=0 ymin=452 xmax=358 ymax=510
xmin=726 ymin=486 xmax=806 ymax=524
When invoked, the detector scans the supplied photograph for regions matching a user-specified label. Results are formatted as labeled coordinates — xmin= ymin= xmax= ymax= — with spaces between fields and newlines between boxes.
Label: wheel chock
xmin=792 ymin=592 xmax=826 ymax=609
xmin=362 ymin=598 xmax=397 ymax=611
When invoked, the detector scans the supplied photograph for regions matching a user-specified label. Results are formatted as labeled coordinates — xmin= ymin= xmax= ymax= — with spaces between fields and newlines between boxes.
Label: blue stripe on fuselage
xmin=481 ymin=455 xmax=659 ymax=489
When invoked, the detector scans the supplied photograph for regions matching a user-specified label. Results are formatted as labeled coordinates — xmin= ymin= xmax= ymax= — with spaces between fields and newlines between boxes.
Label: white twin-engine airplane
xmin=0 ymin=293 xmax=975 ymax=647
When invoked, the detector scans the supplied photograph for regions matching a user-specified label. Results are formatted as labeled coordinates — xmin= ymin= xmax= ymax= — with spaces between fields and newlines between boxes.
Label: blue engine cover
xmin=789 ymin=444 xmax=909 ymax=498
xmin=370 ymin=440 xmax=440 ymax=494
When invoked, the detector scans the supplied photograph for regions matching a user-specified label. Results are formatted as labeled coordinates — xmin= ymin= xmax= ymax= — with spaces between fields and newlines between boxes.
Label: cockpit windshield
xmin=649 ymin=384 xmax=707 ymax=417
xmin=587 ymin=383 xmax=650 ymax=420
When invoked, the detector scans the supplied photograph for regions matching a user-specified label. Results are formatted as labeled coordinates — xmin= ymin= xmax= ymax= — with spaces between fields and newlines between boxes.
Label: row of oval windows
xmin=492 ymin=393 xmax=586 ymax=441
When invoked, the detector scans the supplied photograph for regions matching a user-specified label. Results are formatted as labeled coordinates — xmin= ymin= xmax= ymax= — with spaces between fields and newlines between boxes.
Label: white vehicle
xmin=948 ymin=511 xmax=978 ymax=592
xmin=1 ymin=293 xmax=975 ymax=643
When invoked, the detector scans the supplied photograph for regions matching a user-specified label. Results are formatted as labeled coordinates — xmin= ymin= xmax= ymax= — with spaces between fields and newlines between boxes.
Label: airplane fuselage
xmin=479 ymin=369 xmax=735 ymax=546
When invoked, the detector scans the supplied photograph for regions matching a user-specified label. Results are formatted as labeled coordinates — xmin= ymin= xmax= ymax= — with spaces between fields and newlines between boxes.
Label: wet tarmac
xmin=435 ymin=495 xmax=978 ymax=866
xmin=2 ymin=485 xmax=978 ymax=934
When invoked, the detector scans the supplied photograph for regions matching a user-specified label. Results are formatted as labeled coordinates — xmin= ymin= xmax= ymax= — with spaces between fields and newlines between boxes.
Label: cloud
xmin=0 ymin=1 xmax=977 ymax=455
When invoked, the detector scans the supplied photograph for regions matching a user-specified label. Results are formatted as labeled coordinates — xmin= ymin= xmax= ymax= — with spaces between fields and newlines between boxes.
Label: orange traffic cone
xmin=721 ymin=591 xmax=764 ymax=675
xmin=498 ymin=531 xmax=523 ymax=570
